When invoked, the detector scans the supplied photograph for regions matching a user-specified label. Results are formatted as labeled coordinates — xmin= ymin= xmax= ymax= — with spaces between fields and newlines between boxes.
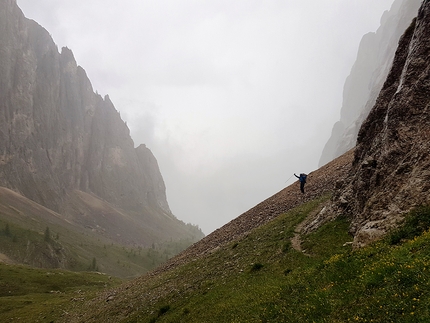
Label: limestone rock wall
xmin=335 ymin=1 xmax=430 ymax=246
xmin=0 ymin=0 xmax=170 ymax=217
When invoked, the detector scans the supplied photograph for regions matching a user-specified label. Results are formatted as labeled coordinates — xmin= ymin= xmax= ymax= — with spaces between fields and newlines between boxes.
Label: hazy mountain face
xmin=0 ymin=0 xmax=203 ymax=248
xmin=0 ymin=0 xmax=162 ymax=213
xmin=319 ymin=0 xmax=422 ymax=167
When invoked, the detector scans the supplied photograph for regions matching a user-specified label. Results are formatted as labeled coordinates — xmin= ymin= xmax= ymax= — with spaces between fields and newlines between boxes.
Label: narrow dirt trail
xmin=290 ymin=200 xmax=329 ymax=255
xmin=291 ymin=222 xmax=305 ymax=253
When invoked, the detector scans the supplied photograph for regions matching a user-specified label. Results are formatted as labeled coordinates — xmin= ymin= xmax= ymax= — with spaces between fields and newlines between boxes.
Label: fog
xmin=17 ymin=0 xmax=395 ymax=234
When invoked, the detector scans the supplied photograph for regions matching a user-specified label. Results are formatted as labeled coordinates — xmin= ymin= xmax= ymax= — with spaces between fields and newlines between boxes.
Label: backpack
xmin=300 ymin=173 xmax=307 ymax=183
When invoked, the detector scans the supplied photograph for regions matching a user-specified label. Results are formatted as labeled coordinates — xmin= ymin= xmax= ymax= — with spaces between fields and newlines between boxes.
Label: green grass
xmin=0 ymin=218 xmax=196 ymax=279
xmin=75 ymin=198 xmax=430 ymax=323
xmin=3 ymin=199 xmax=430 ymax=322
xmin=0 ymin=263 xmax=123 ymax=322
xmin=387 ymin=205 xmax=430 ymax=245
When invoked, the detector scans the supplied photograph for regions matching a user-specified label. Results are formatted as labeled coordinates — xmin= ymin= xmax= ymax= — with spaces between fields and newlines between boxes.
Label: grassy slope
xmin=0 ymin=188 xmax=198 ymax=278
xmin=0 ymin=263 xmax=123 ymax=322
xmin=65 ymin=197 xmax=430 ymax=323
xmin=0 ymin=216 xmax=178 ymax=279
xmin=2 ymin=197 xmax=429 ymax=322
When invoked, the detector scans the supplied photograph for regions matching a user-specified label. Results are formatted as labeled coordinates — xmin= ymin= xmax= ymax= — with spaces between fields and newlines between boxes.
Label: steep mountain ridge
xmin=0 ymin=0 xmax=203 ymax=256
xmin=0 ymin=0 xmax=167 ymax=216
xmin=333 ymin=1 xmax=430 ymax=247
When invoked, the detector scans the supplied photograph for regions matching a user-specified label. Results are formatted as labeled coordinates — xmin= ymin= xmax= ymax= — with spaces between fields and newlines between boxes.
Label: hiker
xmin=294 ymin=173 xmax=307 ymax=194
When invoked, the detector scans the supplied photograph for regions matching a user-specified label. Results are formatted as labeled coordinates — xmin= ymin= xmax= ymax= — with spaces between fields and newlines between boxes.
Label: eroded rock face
xmin=0 ymin=1 xmax=204 ymax=244
xmin=319 ymin=0 xmax=422 ymax=167
xmin=335 ymin=1 xmax=430 ymax=247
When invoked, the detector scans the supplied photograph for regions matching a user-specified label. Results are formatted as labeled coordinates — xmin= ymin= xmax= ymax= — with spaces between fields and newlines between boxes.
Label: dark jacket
xmin=294 ymin=173 xmax=307 ymax=183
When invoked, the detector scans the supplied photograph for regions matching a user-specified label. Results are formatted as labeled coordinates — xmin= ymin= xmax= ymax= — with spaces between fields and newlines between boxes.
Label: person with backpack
xmin=294 ymin=173 xmax=307 ymax=194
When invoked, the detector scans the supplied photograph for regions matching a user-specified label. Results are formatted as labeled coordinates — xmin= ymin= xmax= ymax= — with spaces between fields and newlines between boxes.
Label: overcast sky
xmin=17 ymin=0 xmax=395 ymax=234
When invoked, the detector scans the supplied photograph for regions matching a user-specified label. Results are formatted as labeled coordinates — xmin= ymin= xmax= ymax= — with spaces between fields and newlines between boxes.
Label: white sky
xmin=17 ymin=0 xmax=395 ymax=234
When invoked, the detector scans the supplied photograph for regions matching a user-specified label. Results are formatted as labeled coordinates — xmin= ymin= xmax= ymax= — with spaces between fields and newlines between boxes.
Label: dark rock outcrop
xmin=0 ymin=0 xmax=203 ymax=245
xmin=335 ymin=0 xmax=430 ymax=247
xmin=319 ymin=0 xmax=422 ymax=167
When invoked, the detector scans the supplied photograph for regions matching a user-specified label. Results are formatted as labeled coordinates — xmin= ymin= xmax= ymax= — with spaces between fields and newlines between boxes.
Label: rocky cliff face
xmin=335 ymin=0 xmax=430 ymax=247
xmin=0 ymin=0 xmax=202 ymax=245
xmin=319 ymin=0 xmax=422 ymax=167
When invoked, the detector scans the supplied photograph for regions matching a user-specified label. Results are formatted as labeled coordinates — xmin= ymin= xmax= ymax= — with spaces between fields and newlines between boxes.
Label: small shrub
xmin=250 ymin=263 xmax=264 ymax=272
xmin=282 ymin=241 xmax=291 ymax=252
xmin=158 ymin=305 xmax=170 ymax=317
xmin=182 ymin=308 xmax=190 ymax=315
xmin=44 ymin=227 xmax=51 ymax=242
xmin=283 ymin=269 xmax=292 ymax=275
xmin=4 ymin=223 xmax=11 ymax=237
xmin=88 ymin=257 xmax=98 ymax=271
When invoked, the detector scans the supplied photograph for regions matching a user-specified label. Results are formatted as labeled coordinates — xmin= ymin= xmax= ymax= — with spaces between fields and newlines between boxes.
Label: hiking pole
xmin=285 ymin=174 xmax=295 ymax=184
